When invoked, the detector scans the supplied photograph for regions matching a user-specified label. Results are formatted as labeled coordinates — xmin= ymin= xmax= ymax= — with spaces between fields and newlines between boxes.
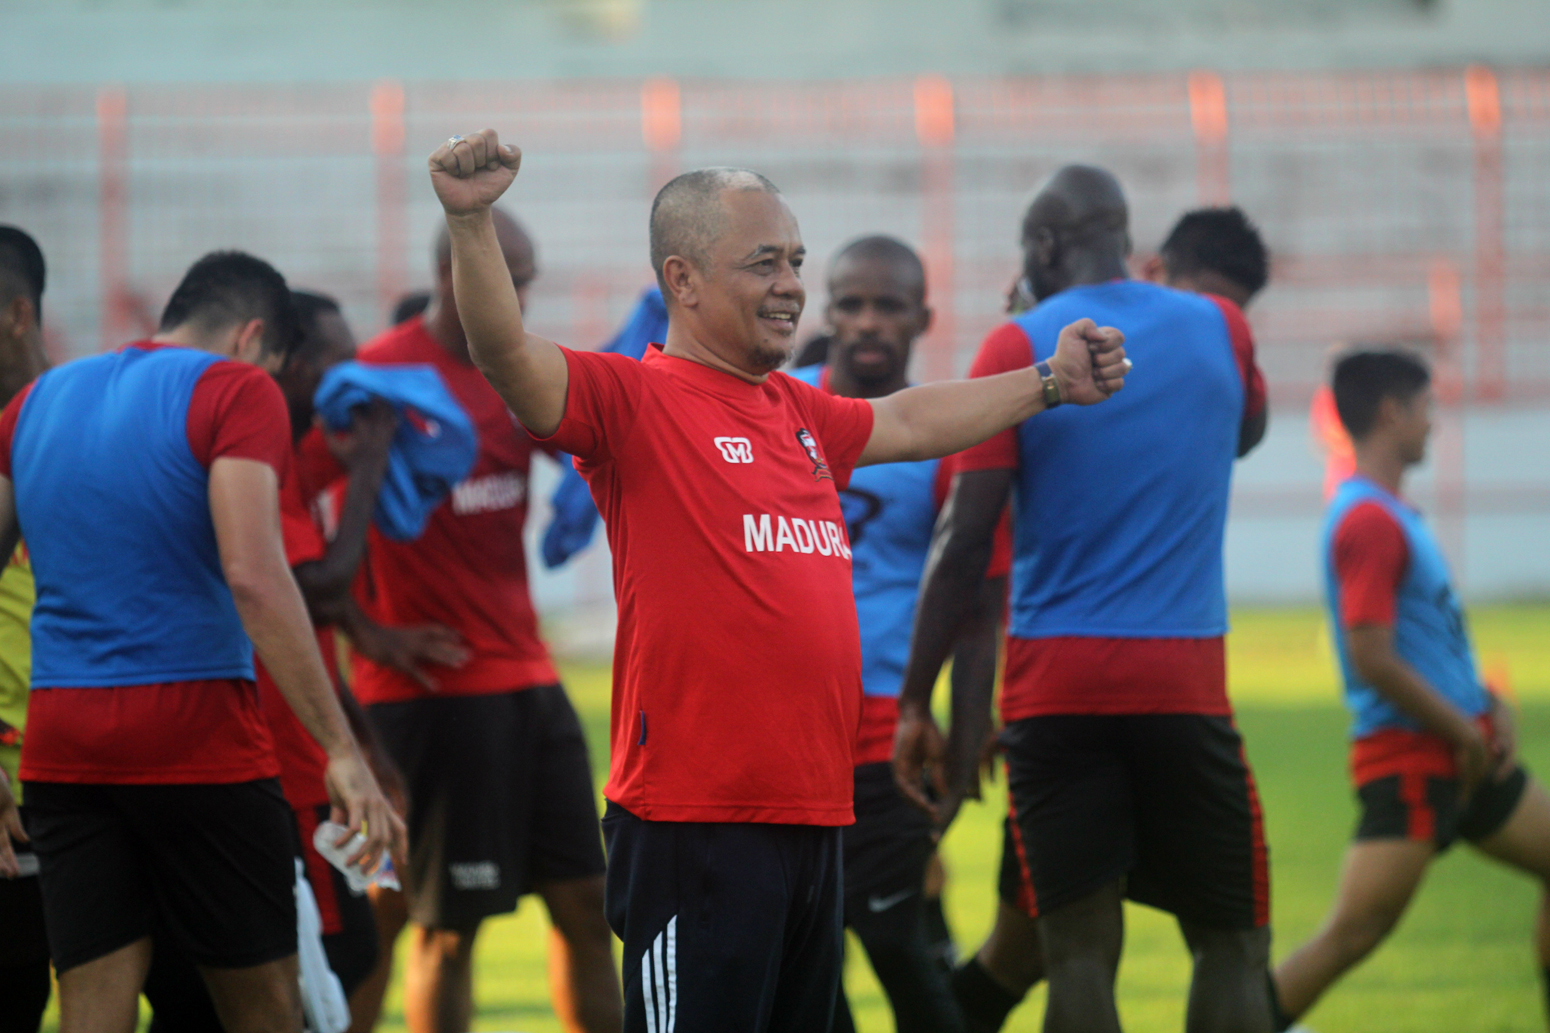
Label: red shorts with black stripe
xmin=997 ymin=713 xmax=1269 ymax=929
xmin=1352 ymin=719 xmax=1527 ymax=850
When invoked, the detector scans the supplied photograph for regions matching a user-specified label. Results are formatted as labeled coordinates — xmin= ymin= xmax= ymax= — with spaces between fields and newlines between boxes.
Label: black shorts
xmin=1356 ymin=763 xmax=1528 ymax=850
xmin=23 ymin=779 xmax=297 ymax=973
xmin=1000 ymin=714 xmax=1269 ymax=929
xmin=369 ymin=684 xmax=606 ymax=930
xmin=602 ymin=802 xmax=843 ymax=1033
xmin=842 ymin=762 xmax=935 ymax=928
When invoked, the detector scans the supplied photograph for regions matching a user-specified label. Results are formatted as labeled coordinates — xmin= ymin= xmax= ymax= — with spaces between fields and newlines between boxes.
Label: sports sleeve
xmin=0 ymin=382 xmax=36 ymax=479
xmin=186 ymin=361 xmax=293 ymax=479
xmin=279 ymin=469 xmax=327 ymax=568
xmin=788 ymin=379 xmax=874 ymax=490
xmin=535 ymin=347 xmax=646 ymax=463
xmin=956 ymin=322 xmax=1035 ymax=473
xmin=1206 ymin=295 xmax=1267 ymax=423
xmin=1332 ymin=501 xmax=1409 ymax=628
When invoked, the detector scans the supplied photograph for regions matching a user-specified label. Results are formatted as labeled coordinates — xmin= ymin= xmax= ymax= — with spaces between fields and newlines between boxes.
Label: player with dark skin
xmin=272 ymin=295 xmax=468 ymax=698
xmin=895 ymin=167 xmax=1271 ymax=1033
xmin=819 ymin=237 xmax=1006 ymax=1033
xmin=349 ymin=207 xmax=622 ymax=1033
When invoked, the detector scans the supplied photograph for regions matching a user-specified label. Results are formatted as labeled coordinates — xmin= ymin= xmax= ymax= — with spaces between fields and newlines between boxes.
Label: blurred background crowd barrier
xmin=1 ymin=67 xmax=1546 ymax=622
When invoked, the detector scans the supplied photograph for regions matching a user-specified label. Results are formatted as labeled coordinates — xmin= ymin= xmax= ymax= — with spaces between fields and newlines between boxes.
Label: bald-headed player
xmin=0 ymin=224 xmax=51 ymax=1033
xmin=329 ymin=208 xmax=622 ymax=1033
xmin=790 ymin=235 xmax=1006 ymax=1033
xmin=897 ymin=166 xmax=1270 ymax=1033
xmin=428 ymin=129 xmax=1128 ymax=1032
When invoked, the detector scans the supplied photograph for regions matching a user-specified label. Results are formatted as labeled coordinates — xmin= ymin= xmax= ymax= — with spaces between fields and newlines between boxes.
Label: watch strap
xmin=1035 ymin=359 xmax=1063 ymax=408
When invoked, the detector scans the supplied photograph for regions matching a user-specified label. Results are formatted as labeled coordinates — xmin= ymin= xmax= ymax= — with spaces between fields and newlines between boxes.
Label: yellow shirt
xmin=0 ymin=544 xmax=34 ymax=798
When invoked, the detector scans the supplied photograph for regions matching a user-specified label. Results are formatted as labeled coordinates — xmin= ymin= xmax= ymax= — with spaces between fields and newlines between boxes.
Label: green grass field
xmin=54 ymin=605 xmax=1548 ymax=1032
xmin=349 ymin=604 xmax=1550 ymax=1033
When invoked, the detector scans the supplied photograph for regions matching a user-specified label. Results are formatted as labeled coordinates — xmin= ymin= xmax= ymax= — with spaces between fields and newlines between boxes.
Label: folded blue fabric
xmin=542 ymin=286 xmax=668 ymax=568
xmin=314 ymin=361 xmax=478 ymax=542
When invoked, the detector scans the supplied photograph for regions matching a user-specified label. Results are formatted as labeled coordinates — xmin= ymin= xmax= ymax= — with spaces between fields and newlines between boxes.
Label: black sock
xmin=952 ymin=957 xmax=1024 ymax=1033
xmin=1542 ymin=967 xmax=1550 ymax=1023
xmin=923 ymin=894 xmax=956 ymax=968
xmin=1267 ymin=969 xmax=1294 ymax=1032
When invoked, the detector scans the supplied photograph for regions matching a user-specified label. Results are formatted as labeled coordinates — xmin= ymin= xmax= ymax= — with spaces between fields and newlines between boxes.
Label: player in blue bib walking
xmin=1270 ymin=350 xmax=1550 ymax=1030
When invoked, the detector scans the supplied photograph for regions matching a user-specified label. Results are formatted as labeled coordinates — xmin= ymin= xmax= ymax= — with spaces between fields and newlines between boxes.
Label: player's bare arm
xmin=893 ymin=468 xmax=1014 ymax=821
xmin=858 ymin=319 xmax=1127 ymax=466
xmin=1347 ymin=623 xmax=1491 ymax=796
xmin=940 ymin=570 xmax=1008 ymax=828
xmin=209 ymin=456 xmax=406 ymax=870
xmin=429 ymin=128 xmax=570 ymax=437
xmin=293 ymin=398 xmax=395 ymax=624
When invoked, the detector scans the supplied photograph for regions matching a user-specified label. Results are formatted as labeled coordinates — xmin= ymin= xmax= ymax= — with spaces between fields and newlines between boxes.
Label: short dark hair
xmin=290 ymin=289 xmax=344 ymax=366
xmin=391 ymin=290 xmax=432 ymax=326
xmin=1159 ymin=207 xmax=1269 ymax=301
xmin=0 ymin=225 xmax=46 ymax=326
xmin=1332 ymin=349 xmax=1431 ymax=440
xmin=649 ymin=167 xmax=780 ymax=294
xmin=159 ymin=251 xmax=297 ymax=359
xmin=830 ymin=235 xmax=927 ymax=301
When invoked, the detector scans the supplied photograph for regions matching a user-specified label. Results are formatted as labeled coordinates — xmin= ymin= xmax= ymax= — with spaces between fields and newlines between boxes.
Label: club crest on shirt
xmin=795 ymin=428 xmax=831 ymax=482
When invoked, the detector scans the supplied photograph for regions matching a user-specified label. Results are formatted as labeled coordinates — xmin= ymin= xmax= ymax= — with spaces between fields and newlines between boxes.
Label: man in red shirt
xmin=0 ymin=251 xmax=403 ymax=1033
xmin=339 ymin=209 xmax=621 ymax=1033
xmin=428 ymin=129 xmax=1128 ymax=1031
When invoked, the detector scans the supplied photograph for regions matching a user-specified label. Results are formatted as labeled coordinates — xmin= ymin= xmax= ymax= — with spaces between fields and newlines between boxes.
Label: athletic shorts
xmin=23 ymin=779 xmax=297 ymax=973
xmin=1352 ymin=726 xmax=1529 ymax=850
xmin=369 ymin=684 xmax=606 ymax=930
xmin=842 ymin=762 xmax=935 ymax=928
xmin=999 ymin=714 xmax=1270 ymax=929
xmin=602 ymin=802 xmax=843 ymax=1033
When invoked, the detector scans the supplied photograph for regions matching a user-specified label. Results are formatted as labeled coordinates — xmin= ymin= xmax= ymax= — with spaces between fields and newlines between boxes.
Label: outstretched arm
xmin=892 ymin=468 xmax=1013 ymax=826
xmin=859 ymin=319 xmax=1127 ymax=467
xmin=429 ymin=129 xmax=570 ymax=436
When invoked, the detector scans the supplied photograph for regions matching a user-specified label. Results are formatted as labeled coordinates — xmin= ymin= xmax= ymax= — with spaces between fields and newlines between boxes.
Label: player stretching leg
xmin=428 ymin=128 xmax=1127 ymax=1032
xmin=789 ymin=236 xmax=1006 ymax=1033
xmin=897 ymin=166 xmax=1272 ymax=1033
xmin=0 ymin=251 xmax=403 ymax=1033
xmin=1271 ymin=351 xmax=1550 ymax=1030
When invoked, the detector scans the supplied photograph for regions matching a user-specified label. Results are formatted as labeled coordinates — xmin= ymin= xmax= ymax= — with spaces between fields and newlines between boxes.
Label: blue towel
xmin=314 ymin=361 xmax=478 ymax=542
xmin=541 ymin=286 xmax=668 ymax=568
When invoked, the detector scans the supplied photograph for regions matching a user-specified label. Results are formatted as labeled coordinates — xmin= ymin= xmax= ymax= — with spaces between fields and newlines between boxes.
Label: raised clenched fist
xmin=1047 ymin=317 xmax=1130 ymax=406
xmin=429 ymin=128 xmax=523 ymax=217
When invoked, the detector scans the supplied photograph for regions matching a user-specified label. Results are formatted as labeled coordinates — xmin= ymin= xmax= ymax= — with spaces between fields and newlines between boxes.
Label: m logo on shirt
xmin=742 ymin=513 xmax=852 ymax=559
xmin=713 ymin=436 xmax=755 ymax=464
xmin=795 ymin=428 xmax=831 ymax=481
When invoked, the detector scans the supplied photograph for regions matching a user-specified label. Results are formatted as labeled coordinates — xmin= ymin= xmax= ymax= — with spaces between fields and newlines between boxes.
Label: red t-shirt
xmin=341 ymin=318 xmax=558 ymax=703
xmin=3 ymin=345 xmax=291 ymax=784
xmin=957 ymin=298 xmax=1264 ymax=719
xmin=254 ymin=457 xmax=337 ymax=811
xmin=542 ymin=344 xmax=874 ymax=825
xmin=1331 ymin=500 xmax=1408 ymax=629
